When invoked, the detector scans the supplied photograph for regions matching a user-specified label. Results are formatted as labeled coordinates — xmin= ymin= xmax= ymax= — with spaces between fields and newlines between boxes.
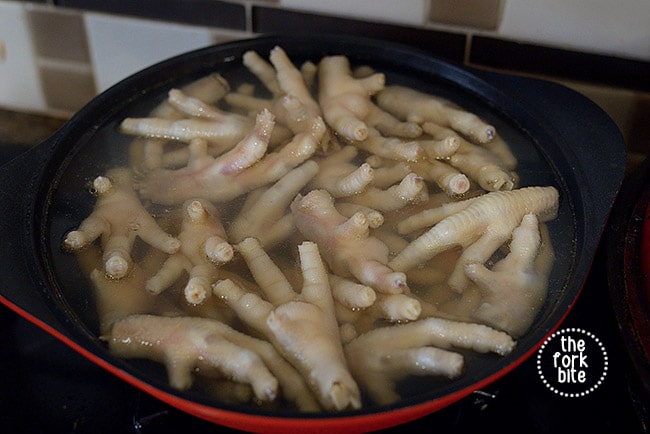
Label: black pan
xmin=0 ymin=34 xmax=626 ymax=433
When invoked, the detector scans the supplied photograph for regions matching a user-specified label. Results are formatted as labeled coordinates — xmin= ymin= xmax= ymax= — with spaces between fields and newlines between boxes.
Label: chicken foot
xmin=345 ymin=317 xmax=515 ymax=405
xmin=376 ymin=85 xmax=496 ymax=144
xmin=411 ymin=159 xmax=471 ymax=196
xmin=228 ymin=160 xmax=319 ymax=248
xmin=146 ymin=199 xmax=234 ymax=305
xmin=109 ymin=314 xmax=279 ymax=402
xmin=355 ymin=127 xmax=424 ymax=162
xmin=344 ymin=172 xmax=428 ymax=213
xmin=291 ymin=189 xmax=409 ymax=294
xmin=389 ymin=186 xmax=559 ymax=291
xmin=309 ymin=146 xmax=375 ymax=198
xmin=137 ymin=110 xmax=324 ymax=205
xmin=229 ymin=46 xmax=324 ymax=139
xmin=129 ymin=72 xmax=232 ymax=172
xmin=422 ymin=122 xmax=515 ymax=192
xmin=318 ymin=55 xmax=385 ymax=142
xmin=466 ymin=213 xmax=555 ymax=337
xmin=213 ymin=239 xmax=362 ymax=411
xmin=135 ymin=109 xmax=274 ymax=204
xmin=63 ymin=167 xmax=181 ymax=279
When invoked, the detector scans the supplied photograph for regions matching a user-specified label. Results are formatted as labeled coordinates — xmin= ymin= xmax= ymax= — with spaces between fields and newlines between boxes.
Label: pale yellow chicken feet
xmin=63 ymin=167 xmax=181 ymax=279
xmin=109 ymin=314 xmax=279 ymax=403
xmin=390 ymin=186 xmax=559 ymax=291
xmin=376 ymin=85 xmax=496 ymax=144
xmin=309 ymin=146 xmax=375 ymax=198
xmin=146 ymin=199 xmax=234 ymax=305
xmin=128 ymin=73 xmax=232 ymax=172
xmin=291 ymin=189 xmax=409 ymax=294
xmin=228 ymin=46 xmax=324 ymax=138
xmin=318 ymin=54 xmax=384 ymax=142
xmin=344 ymin=171 xmax=428 ymax=213
xmin=137 ymin=109 xmax=324 ymax=205
xmin=345 ymin=317 xmax=516 ymax=405
xmin=465 ymin=213 xmax=555 ymax=337
xmin=228 ymin=160 xmax=319 ymax=248
xmin=213 ymin=239 xmax=361 ymax=411
xmin=135 ymin=109 xmax=274 ymax=204
xmin=422 ymin=121 xmax=515 ymax=192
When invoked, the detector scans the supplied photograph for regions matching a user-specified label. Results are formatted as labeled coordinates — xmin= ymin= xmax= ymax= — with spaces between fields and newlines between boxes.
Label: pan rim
xmin=15 ymin=33 xmax=623 ymax=431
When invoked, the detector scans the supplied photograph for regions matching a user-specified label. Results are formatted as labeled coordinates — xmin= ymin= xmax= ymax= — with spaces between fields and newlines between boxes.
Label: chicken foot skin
xmin=376 ymin=85 xmax=496 ymax=144
xmin=291 ymin=189 xmax=409 ymax=295
xmin=63 ymin=167 xmax=181 ymax=279
xmin=136 ymin=110 xmax=324 ymax=205
xmin=390 ymin=186 xmax=559 ymax=291
xmin=422 ymin=121 xmax=515 ymax=192
xmin=466 ymin=214 xmax=555 ymax=337
xmin=109 ymin=314 xmax=279 ymax=402
xmin=318 ymin=55 xmax=385 ymax=142
xmin=229 ymin=46 xmax=325 ymax=140
xmin=146 ymin=199 xmax=234 ymax=305
xmin=345 ymin=317 xmax=515 ymax=405
xmin=213 ymin=239 xmax=362 ymax=411
xmin=135 ymin=109 xmax=274 ymax=204
xmin=309 ymin=146 xmax=375 ymax=198
xmin=309 ymin=145 xmax=427 ymax=210
xmin=228 ymin=160 xmax=319 ymax=248
xmin=128 ymin=72 xmax=232 ymax=172
xmin=344 ymin=172 xmax=428 ymax=213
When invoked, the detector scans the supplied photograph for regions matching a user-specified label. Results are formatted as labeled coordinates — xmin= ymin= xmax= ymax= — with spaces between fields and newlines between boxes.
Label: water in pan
xmin=42 ymin=43 xmax=575 ymax=416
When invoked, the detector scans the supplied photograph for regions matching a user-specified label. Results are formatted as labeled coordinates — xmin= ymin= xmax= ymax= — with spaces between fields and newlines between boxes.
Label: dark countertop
xmin=0 ymin=108 xmax=66 ymax=148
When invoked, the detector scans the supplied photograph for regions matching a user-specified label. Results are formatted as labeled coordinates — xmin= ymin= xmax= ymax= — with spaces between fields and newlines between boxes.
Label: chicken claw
xmin=309 ymin=146 xmax=375 ymax=198
xmin=146 ymin=199 xmax=233 ymax=305
xmin=228 ymin=160 xmax=319 ymax=248
xmin=318 ymin=55 xmax=384 ymax=142
xmin=109 ymin=314 xmax=279 ymax=402
xmin=291 ymin=189 xmax=409 ymax=295
xmin=376 ymin=85 xmax=496 ymax=144
xmin=345 ymin=172 xmax=428 ymax=213
xmin=345 ymin=317 xmax=515 ymax=405
xmin=213 ymin=239 xmax=361 ymax=411
xmin=422 ymin=121 xmax=515 ymax=192
xmin=229 ymin=46 xmax=324 ymax=137
xmin=136 ymin=109 xmax=276 ymax=205
xmin=63 ymin=167 xmax=181 ymax=279
xmin=390 ymin=186 xmax=559 ymax=291
xmin=466 ymin=213 xmax=555 ymax=337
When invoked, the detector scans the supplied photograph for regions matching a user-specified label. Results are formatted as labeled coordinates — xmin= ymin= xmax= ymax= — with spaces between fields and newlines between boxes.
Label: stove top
xmin=0 ymin=145 xmax=647 ymax=434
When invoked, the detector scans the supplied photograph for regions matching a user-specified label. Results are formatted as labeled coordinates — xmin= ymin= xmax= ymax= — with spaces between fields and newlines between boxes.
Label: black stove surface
xmin=0 ymin=146 xmax=647 ymax=434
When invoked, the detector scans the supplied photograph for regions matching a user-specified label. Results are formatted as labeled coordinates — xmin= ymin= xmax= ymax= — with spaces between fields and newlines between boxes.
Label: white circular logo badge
xmin=536 ymin=327 xmax=608 ymax=397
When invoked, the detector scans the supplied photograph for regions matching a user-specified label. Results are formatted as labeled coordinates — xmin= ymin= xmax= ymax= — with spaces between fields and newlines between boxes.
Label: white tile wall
xmin=0 ymin=2 xmax=46 ymax=112
xmin=279 ymin=0 xmax=428 ymax=26
xmin=277 ymin=0 xmax=650 ymax=62
xmin=84 ymin=13 xmax=245 ymax=92
xmin=497 ymin=0 xmax=650 ymax=61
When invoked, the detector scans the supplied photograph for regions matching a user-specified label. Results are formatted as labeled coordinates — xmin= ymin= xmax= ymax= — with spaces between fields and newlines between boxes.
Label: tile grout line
xmin=464 ymin=32 xmax=472 ymax=65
